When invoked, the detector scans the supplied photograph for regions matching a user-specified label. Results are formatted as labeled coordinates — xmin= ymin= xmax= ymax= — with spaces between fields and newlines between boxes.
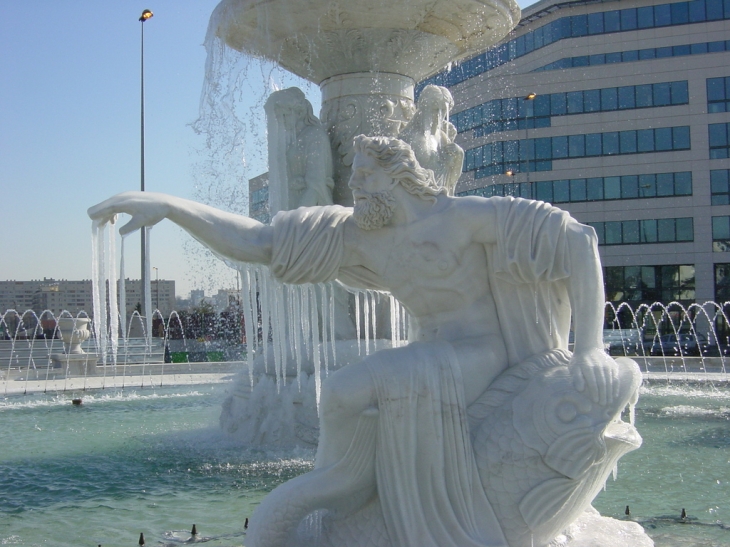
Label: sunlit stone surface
xmin=209 ymin=0 xmax=520 ymax=84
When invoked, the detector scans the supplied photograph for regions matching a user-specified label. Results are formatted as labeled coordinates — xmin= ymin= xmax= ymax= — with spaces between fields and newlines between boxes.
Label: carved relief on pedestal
xmin=320 ymin=74 xmax=416 ymax=206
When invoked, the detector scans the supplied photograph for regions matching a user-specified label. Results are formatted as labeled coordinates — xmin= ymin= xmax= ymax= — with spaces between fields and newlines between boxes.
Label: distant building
xmin=0 ymin=279 xmax=93 ymax=317
xmin=119 ymin=278 xmax=176 ymax=317
xmin=0 ymin=278 xmax=175 ymax=318
xmin=249 ymin=172 xmax=270 ymax=224
xmin=189 ymin=289 xmax=206 ymax=307
xmin=212 ymin=288 xmax=240 ymax=312
xmin=420 ymin=0 xmax=730 ymax=311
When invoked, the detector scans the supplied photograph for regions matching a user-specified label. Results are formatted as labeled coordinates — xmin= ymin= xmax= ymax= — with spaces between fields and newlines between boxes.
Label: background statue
xmin=265 ymin=87 xmax=334 ymax=214
xmin=399 ymin=84 xmax=464 ymax=196
xmin=89 ymin=135 xmax=643 ymax=547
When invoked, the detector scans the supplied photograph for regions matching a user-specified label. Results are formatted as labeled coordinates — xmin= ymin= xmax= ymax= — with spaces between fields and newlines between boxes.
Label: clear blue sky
xmin=0 ymin=1 xmax=535 ymax=299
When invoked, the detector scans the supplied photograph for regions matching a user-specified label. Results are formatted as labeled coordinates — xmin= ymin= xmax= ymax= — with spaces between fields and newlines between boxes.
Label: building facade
xmin=249 ymin=172 xmax=271 ymax=224
xmin=418 ymin=0 xmax=730 ymax=313
xmin=0 ymin=278 xmax=176 ymax=318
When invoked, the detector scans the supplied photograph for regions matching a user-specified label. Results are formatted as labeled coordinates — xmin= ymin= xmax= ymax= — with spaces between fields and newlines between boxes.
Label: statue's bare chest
xmin=383 ymin=240 xmax=457 ymax=284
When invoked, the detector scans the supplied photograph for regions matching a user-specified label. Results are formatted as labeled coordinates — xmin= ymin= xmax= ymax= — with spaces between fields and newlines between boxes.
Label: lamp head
xmin=139 ymin=9 xmax=153 ymax=22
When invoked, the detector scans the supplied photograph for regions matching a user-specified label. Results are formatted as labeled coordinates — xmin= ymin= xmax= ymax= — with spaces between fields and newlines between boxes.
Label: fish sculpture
xmin=469 ymin=349 xmax=643 ymax=547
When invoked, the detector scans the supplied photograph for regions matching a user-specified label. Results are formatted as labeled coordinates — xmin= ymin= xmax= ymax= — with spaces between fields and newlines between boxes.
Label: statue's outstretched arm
xmin=88 ymin=191 xmax=273 ymax=265
xmin=565 ymin=222 xmax=618 ymax=406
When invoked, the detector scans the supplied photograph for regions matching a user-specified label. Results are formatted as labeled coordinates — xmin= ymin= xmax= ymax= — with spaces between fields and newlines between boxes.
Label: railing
xmin=0 ymin=338 xmax=165 ymax=370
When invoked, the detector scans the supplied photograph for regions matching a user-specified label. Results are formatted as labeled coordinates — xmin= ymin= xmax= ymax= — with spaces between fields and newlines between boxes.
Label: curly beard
xmin=353 ymin=191 xmax=397 ymax=231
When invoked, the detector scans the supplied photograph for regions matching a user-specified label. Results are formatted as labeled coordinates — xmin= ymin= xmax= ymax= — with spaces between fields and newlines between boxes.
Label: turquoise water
xmin=0 ymin=381 xmax=728 ymax=546
xmin=593 ymin=383 xmax=730 ymax=547
xmin=0 ymin=385 xmax=313 ymax=547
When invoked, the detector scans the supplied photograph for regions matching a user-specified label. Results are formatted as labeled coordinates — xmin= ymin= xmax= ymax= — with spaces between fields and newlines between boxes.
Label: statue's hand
xmin=88 ymin=191 xmax=171 ymax=235
xmin=570 ymin=347 xmax=619 ymax=406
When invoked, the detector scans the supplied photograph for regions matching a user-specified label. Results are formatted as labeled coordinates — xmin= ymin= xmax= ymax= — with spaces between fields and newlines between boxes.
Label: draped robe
xmin=268 ymin=197 xmax=584 ymax=547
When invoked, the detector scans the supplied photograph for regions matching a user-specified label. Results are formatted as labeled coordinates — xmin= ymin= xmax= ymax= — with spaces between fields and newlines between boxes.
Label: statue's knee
xmin=319 ymin=372 xmax=374 ymax=423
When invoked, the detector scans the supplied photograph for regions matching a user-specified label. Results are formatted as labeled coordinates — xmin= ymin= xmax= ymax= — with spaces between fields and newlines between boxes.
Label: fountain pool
xmin=1 ymin=380 xmax=727 ymax=547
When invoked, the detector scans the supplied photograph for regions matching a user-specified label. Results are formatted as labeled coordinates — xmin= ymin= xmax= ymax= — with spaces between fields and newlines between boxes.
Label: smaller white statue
xmin=399 ymin=84 xmax=464 ymax=196
xmin=265 ymin=87 xmax=335 ymax=214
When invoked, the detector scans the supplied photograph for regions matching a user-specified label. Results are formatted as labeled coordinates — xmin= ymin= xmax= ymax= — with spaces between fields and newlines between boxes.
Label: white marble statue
xmin=399 ymin=84 xmax=464 ymax=196
xmin=89 ymin=135 xmax=644 ymax=547
xmin=264 ymin=87 xmax=334 ymax=215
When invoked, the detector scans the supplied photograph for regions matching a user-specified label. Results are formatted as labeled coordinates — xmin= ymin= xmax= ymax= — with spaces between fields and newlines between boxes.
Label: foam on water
xmin=659 ymin=405 xmax=730 ymax=417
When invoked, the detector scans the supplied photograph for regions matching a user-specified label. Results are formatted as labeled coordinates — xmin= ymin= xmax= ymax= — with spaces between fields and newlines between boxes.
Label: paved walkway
xmin=1 ymin=362 xmax=242 ymax=396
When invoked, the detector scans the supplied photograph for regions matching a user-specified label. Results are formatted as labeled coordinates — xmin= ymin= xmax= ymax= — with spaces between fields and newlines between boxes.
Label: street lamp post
xmin=139 ymin=9 xmax=153 ymax=319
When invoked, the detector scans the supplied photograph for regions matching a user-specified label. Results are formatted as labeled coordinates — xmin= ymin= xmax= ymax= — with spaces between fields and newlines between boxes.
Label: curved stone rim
xmin=209 ymin=0 xmax=521 ymax=84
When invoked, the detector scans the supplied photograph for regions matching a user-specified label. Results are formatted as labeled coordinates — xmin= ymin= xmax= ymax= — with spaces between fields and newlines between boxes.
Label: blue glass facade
xmin=452 ymin=81 xmax=688 ymax=136
xmin=605 ymin=265 xmax=695 ymax=303
xmin=534 ymin=40 xmax=730 ymax=72
xmin=419 ymin=0 xmax=730 ymax=91
xmin=465 ymin=127 xmax=691 ymax=177
xmin=456 ymin=171 xmax=693 ymax=202
xmin=589 ymin=217 xmax=694 ymax=245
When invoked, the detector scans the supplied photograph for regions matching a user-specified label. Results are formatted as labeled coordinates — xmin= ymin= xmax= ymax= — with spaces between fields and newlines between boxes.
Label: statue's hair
xmin=265 ymin=87 xmax=319 ymax=127
xmin=352 ymin=135 xmax=444 ymax=201
xmin=419 ymin=84 xmax=454 ymax=111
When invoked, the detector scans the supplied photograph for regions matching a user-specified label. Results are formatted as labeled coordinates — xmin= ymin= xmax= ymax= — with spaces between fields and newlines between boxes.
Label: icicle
xmin=298 ymin=286 xmax=307 ymax=388
xmin=107 ymin=224 xmax=119 ymax=370
xmin=400 ymin=301 xmax=407 ymax=343
xmin=310 ymin=285 xmax=321 ymax=412
xmin=284 ymin=285 xmax=304 ymax=386
xmin=390 ymin=294 xmax=397 ymax=348
xmin=355 ymin=291 xmax=362 ymax=355
xmin=328 ymin=282 xmax=336 ymax=368
xmin=534 ymin=286 xmax=539 ymax=325
xmin=371 ymin=291 xmax=378 ymax=342
xmin=241 ymin=266 xmax=256 ymax=386
xmin=612 ymin=463 xmax=618 ymax=481
xmin=95 ymin=222 xmax=108 ymax=368
xmin=320 ymin=284 xmax=330 ymax=377
xmin=364 ymin=291 xmax=370 ymax=355
xmin=261 ymin=266 xmax=271 ymax=375
xmin=91 ymin=222 xmax=103 ymax=364
xmin=275 ymin=282 xmax=288 ymax=388
xmin=143 ymin=227 xmax=153 ymax=348
xmin=119 ymin=238 xmax=127 ymax=344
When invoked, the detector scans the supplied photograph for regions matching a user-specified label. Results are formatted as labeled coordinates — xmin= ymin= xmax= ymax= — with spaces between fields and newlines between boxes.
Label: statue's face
xmin=348 ymin=153 xmax=395 ymax=201
xmin=349 ymin=152 xmax=397 ymax=230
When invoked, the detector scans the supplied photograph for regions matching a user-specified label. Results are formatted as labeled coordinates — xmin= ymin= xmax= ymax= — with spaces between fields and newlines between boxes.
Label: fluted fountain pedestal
xmin=208 ymin=0 xmax=520 ymax=200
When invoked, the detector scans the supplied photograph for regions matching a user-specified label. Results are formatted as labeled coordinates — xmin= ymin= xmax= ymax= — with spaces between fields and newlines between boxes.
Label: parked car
xmin=603 ymin=329 xmax=642 ymax=356
xmin=647 ymin=333 xmax=710 ymax=356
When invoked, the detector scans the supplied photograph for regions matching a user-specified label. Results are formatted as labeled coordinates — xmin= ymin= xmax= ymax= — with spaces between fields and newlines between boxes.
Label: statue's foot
xmin=247 ymin=408 xmax=378 ymax=547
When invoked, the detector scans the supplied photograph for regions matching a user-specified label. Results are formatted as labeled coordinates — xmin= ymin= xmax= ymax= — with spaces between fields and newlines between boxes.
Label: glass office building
xmin=431 ymin=0 xmax=730 ymax=307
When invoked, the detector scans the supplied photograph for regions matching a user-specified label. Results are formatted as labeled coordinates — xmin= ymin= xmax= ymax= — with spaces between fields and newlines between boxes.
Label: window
xmin=712 ymin=216 xmax=730 ymax=251
xmin=533 ymin=41 xmax=728 ymax=74
xmin=453 ymin=82 xmax=690 ymax=135
xmin=466 ymin=126 xmax=691 ymax=176
xmin=711 ymin=170 xmax=730 ymax=205
xmin=592 ymin=218 xmax=693 ymax=245
xmin=707 ymin=76 xmax=730 ymax=112
xmin=709 ymin=123 xmax=730 ymax=159
xmin=715 ymin=263 xmax=730 ymax=301
xmin=604 ymin=265 xmax=695 ymax=304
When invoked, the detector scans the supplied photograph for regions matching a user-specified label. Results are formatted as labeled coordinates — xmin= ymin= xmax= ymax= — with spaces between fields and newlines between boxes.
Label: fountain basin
xmin=209 ymin=0 xmax=520 ymax=84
